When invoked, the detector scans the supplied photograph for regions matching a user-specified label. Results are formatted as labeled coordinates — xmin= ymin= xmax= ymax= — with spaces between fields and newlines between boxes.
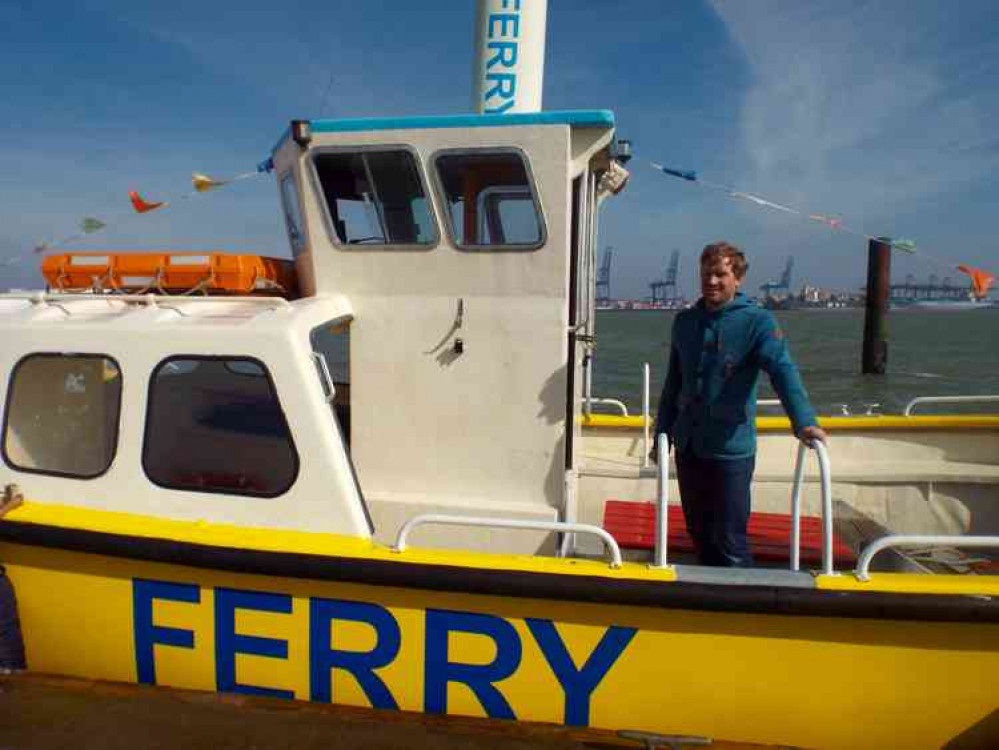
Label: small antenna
xmin=317 ymin=71 xmax=336 ymax=119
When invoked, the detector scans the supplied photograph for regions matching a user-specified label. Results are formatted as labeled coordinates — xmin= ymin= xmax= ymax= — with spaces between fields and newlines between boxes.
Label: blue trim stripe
xmin=310 ymin=110 xmax=614 ymax=133
xmin=269 ymin=110 xmax=614 ymax=156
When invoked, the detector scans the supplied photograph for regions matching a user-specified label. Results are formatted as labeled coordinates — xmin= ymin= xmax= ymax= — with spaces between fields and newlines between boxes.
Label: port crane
xmin=596 ymin=247 xmax=612 ymax=305
xmin=760 ymin=256 xmax=794 ymax=297
xmin=649 ymin=249 xmax=681 ymax=306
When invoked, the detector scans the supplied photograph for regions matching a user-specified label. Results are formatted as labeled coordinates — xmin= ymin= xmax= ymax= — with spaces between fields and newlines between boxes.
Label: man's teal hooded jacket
xmin=654 ymin=293 xmax=817 ymax=459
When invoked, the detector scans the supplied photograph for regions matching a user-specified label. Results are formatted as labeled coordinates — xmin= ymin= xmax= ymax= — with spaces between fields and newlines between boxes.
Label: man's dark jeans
xmin=675 ymin=451 xmax=755 ymax=567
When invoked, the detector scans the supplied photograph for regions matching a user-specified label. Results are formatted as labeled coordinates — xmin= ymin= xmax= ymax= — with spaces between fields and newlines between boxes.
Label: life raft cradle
xmin=41 ymin=252 xmax=298 ymax=298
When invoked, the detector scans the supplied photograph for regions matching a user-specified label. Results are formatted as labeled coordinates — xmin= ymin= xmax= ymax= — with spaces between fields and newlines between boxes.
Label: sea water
xmin=592 ymin=308 xmax=999 ymax=417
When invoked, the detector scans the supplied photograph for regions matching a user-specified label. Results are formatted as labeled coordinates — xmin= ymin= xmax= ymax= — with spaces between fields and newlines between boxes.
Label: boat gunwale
xmin=2 ymin=512 xmax=997 ymax=624
xmin=583 ymin=414 xmax=999 ymax=431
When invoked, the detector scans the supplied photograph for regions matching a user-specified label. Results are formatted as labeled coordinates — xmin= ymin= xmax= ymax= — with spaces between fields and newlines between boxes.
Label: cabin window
xmin=434 ymin=149 xmax=545 ymax=250
xmin=143 ymin=357 xmax=298 ymax=497
xmin=312 ymin=148 xmax=437 ymax=247
xmin=310 ymin=319 xmax=351 ymax=447
xmin=2 ymin=354 xmax=122 ymax=478
xmin=279 ymin=171 xmax=306 ymax=256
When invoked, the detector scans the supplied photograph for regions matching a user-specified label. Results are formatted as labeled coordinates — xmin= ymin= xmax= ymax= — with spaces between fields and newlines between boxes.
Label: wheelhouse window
xmin=280 ymin=171 xmax=306 ymax=256
xmin=2 ymin=354 xmax=122 ymax=478
xmin=143 ymin=357 xmax=298 ymax=497
xmin=313 ymin=148 xmax=436 ymax=247
xmin=434 ymin=149 xmax=545 ymax=250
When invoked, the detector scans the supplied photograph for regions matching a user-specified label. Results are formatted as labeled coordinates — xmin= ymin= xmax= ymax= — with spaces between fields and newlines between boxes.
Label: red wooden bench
xmin=603 ymin=500 xmax=857 ymax=566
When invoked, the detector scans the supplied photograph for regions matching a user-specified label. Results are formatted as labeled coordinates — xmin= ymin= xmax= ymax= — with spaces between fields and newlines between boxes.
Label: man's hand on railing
xmin=797 ymin=425 xmax=828 ymax=447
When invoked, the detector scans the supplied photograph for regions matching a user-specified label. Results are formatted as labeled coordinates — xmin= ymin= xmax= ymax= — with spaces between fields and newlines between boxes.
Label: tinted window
xmin=313 ymin=149 xmax=436 ymax=247
xmin=3 ymin=354 xmax=122 ymax=478
xmin=435 ymin=150 xmax=544 ymax=249
xmin=280 ymin=172 xmax=306 ymax=256
xmin=143 ymin=357 xmax=298 ymax=497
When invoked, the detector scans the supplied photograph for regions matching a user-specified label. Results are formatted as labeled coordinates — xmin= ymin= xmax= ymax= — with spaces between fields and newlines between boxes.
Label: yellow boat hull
xmin=2 ymin=515 xmax=998 ymax=750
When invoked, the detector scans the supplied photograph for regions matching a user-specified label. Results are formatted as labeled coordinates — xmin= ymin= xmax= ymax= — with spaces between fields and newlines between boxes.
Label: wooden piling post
xmin=862 ymin=237 xmax=892 ymax=374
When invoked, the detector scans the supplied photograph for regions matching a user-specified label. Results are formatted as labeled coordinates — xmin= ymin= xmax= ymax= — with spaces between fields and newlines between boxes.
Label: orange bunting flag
xmin=192 ymin=173 xmax=227 ymax=192
xmin=957 ymin=265 xmax=996 ymax=299
xmin=129 ymin=190 xmax=165 ymax=214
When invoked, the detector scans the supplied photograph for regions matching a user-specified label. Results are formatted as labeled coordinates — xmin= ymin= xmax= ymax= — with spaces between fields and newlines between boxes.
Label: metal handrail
xmin=642 ymin=363 xmax=651 ymax=468
xmin=393 ymin=513 xmax=623 ymax=568
xmin=310 ymin=352 xmax=337 ymax=403
xmin=585 ymin=398 xmax=629 ymax=416
xmin=651 ymin=433 xmax=671 ymax=569
xmin=855 ymin=535 xmax=999 ymax=581
xmin=903 ymin=395 xmax=999 ymax=416
xmin=789 ymin=440 xmax=835 ymax=575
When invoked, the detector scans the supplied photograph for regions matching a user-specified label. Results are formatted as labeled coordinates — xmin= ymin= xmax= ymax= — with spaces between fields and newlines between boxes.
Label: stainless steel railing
xmin=790 ymin=440 xmax=835 ymax=575
xmin=651 ymin=433 xmax=671 ymax=569
xmin=585 ymin=398 xmax=630 ymax=416
xmin=650 ymin=432 xmax=835 ymax=573
xmin=393 ymin=513 xmax=623 ymax=568
xmin=903 ymin=395 xmax=999 ymax=416
xmin=642 ymin=363 xmax=651 ymax=468
xmin=854 ymin=535 xmax=999 ymax=581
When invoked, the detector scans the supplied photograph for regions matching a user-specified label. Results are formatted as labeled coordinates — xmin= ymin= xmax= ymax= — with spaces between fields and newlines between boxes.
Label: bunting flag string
xmin=15 ymin=167 xmax=268 ymax=266
xmin=650 ymin=161 xmax=995 ymax=298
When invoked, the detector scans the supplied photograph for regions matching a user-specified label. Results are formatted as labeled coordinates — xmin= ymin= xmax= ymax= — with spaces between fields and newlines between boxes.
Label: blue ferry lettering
xmin=483 ymin=1 xmax=523 ymax=114
xmin=425 ymin=608 xmax=522 ymax=718
xmin=133 ymin=579 xmax=199 ymax=685
xmin=309 ymin=597 xmax=401 ymax=709
xmin=484 ymin=74 xmax=517 ymax=114
xmin=132 ymin=578 xmax=637 ymax=726
xmin=214 ymin=587 xmax=294 ymax=699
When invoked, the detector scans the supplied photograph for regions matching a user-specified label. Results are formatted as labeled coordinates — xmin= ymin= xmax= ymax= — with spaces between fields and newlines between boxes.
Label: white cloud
xmin=710 ymin=0 xmax=999 ymax=220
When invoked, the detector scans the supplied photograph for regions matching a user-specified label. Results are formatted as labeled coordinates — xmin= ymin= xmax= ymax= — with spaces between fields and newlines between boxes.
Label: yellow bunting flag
xmin=192 ymin=173 xmax=228 ymax=192
xmin=129 ymin=190 xmax=165 ymax=214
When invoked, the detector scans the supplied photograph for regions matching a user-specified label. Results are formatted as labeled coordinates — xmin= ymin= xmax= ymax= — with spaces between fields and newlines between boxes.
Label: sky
xmin=1 ymin=0 xmax=998 ymax=298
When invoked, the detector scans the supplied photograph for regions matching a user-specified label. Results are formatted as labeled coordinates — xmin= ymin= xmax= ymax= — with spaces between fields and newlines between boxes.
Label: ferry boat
xmin=1 ymin=106 xmax=997 ymax=750
xmin=907 ymin=297 xmax=996 ymax=310
xmin=891 ymin=293 xmax=996 ymax=310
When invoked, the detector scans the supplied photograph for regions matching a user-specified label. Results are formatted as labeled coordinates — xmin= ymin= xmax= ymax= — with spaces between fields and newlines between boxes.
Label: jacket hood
xmin=697 ymin=291 xmax=753 ymax=316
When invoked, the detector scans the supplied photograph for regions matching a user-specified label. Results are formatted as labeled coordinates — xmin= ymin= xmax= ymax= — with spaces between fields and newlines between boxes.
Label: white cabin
xmin=0 ymin=111 xmax=628 ymax=554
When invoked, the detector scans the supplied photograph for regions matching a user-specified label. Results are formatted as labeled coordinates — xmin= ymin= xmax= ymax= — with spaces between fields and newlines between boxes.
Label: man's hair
xmin=700 ymin=241 xmax=748 ymax=280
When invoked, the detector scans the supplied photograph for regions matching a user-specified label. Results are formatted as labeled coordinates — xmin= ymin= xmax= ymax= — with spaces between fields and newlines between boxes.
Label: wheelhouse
xmin=267 ymin=110 xmax=625 ymax=551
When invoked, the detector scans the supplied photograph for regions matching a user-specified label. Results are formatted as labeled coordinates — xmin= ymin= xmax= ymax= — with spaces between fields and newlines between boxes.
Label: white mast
xmin=471 ymin=0 xmax=548 ymax=114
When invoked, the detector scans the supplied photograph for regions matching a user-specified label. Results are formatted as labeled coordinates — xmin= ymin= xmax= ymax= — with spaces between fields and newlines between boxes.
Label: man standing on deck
xmin=651 ymin=242 xmax=827 ymax=567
